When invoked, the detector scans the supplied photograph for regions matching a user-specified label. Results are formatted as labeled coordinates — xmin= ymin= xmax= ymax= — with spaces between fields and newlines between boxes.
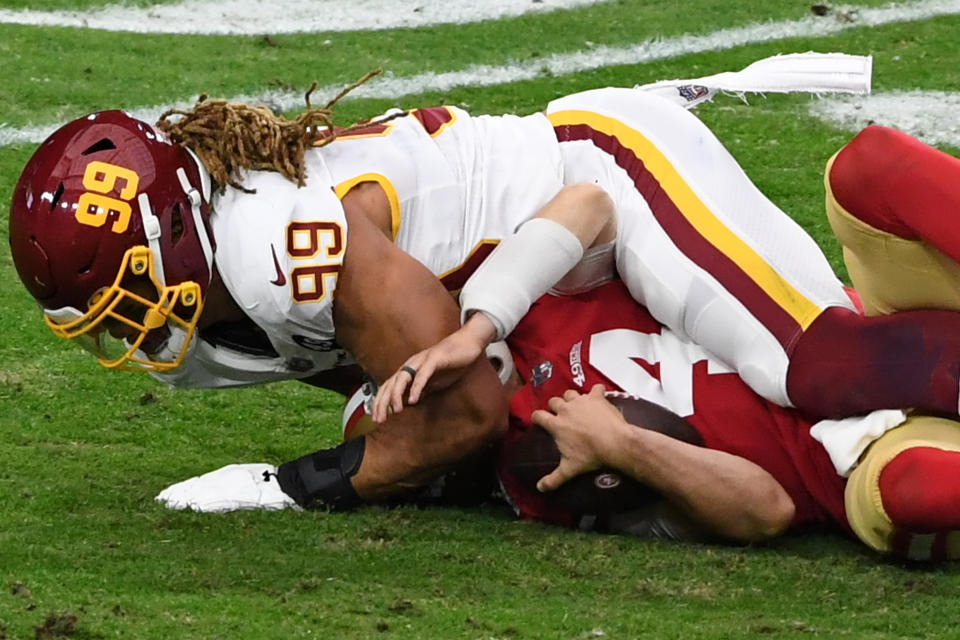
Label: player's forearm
xmin=276 ymin=380 xmax=506 ymax=507
xmin=609 ymin=427 xmax=794 ymax=543
xmin=459 ymin=183 xmax=615 ymax=341
xmin=352 ymin=360 xmax=508 ymax=500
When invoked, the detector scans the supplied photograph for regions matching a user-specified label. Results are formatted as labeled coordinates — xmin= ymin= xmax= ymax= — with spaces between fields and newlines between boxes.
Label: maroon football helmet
xmin=9 ymin=110 xmax=216 ymax=371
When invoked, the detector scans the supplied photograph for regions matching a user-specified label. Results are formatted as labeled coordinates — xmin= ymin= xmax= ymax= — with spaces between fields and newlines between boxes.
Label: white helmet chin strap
xmin=134 ymin=321 xmax=192 ymax=367
xmin=137 ymin=192 xmax=166 ymax=287
xmin=136 ymin=150 xmax=214 ymax=290
xmin=176 ymin=158 xmax=215 ymax=284
xmin=182 ymin=146 xmax=212 ymax=202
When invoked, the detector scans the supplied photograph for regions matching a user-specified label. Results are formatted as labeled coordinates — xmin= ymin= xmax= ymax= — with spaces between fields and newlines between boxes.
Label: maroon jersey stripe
xmin=554 ymin=121 xmax=802 ymax=352
xmin=411 ymin=107 xmax=456 ymax=137
xmin=439 ymin=240 xmax=498 ymax=291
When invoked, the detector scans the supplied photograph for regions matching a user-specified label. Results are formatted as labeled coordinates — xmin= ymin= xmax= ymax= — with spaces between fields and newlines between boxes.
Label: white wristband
xmin=460 ymin=217 xmax=584 ymax=340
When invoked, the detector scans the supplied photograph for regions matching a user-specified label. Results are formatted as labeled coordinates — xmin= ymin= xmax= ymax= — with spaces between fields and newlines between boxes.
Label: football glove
xmin=155 ymin=463 xmax=299 ymax=513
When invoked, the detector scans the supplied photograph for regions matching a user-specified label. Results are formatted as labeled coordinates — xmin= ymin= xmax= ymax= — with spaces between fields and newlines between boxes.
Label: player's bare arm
xmin=534 ymin=385 xmax=795 ymax=543
xmin=318 ymin=183 xmax=509 ymax=500
xmin=373 ymin=182 xmax=616 ymax=421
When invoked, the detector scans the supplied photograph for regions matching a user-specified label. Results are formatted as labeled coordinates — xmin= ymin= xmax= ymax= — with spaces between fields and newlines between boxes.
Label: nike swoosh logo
xmin=270 ymin=244 xmax=287 ymax=287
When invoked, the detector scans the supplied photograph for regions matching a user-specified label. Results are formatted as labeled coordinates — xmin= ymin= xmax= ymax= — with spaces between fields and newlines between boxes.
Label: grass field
xmin=3 ymin=1 xmax=960 ymax=638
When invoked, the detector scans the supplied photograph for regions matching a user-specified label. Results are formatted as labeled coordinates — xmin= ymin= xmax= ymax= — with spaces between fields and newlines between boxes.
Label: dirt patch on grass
xmin=34 ymin=611 xmax=77 ymax=639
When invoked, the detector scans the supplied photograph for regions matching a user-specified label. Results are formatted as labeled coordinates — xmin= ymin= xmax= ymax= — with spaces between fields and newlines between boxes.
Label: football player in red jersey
xmin=498 ymin=125 xmax=960 ymax=561
xmin=496 ymin=279 xmax=960 ymax=561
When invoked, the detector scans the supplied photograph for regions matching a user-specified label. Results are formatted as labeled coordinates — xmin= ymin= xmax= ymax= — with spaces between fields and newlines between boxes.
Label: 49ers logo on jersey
xmin=75 ymin=161 xmax=139 ymax=234
xmin=569 ymin=340 xmax=585 ymax=387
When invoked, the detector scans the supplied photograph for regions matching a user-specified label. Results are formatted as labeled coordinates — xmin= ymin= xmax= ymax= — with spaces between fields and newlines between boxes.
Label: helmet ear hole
xmin=49 ymin=182 xmax=64 ymax=211
xmin=169 ymin=203 xmax=185 ymax=246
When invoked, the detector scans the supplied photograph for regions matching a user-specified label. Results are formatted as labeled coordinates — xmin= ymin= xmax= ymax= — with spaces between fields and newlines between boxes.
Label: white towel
xmin=810 ymin=409 xmax=907 ymax=477
xmin=637 ymin=52 xmax=872 ymax=109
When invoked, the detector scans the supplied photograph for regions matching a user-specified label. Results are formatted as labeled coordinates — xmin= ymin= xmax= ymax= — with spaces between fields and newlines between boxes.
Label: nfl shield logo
xmin=677 ymin=84 xmax=709 ymax=102
xmin=531 ymin=361 xmax=554 ymax=387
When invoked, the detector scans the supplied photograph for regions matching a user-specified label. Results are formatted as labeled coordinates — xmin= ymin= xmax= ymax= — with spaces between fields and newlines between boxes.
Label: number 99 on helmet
xmin=9 ymin=110 xmax=216 ymax=372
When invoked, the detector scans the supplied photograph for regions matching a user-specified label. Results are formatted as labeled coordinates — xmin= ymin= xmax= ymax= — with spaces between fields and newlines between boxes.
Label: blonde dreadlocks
xmin=156 ymin=69 xmax=392 ymax=193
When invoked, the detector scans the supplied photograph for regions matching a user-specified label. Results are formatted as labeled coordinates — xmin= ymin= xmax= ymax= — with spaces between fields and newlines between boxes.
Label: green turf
xmin=3 ymin=1 xmax=960 ymax=638
xmin=0 ymin=1 xmax=903 ymax=126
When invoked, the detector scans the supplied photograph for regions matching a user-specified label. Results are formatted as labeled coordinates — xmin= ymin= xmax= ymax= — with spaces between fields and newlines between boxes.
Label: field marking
xmin=810 ymin=91 xmax=960 ymax=148
xmin=3 ymin=0 xmax=960 ymax=147
xmin=0 ymin=0 xmax=608 ymax=34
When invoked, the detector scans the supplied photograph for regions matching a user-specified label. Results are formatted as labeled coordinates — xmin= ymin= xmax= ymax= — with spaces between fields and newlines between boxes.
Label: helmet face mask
xmin=44 ymin=245 xmax=203 ymax=371
xmin=9 ymin=110 xmax=215 ymax=372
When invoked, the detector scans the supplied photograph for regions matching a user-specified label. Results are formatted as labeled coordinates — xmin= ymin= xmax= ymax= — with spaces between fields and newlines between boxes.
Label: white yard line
xmin=3 ymin=0 xmax=960 ymax=147
xmin=809 ymin=91 xmax=960 ymax=147
xmin=0 ymin=0 xmax=608 ymax=34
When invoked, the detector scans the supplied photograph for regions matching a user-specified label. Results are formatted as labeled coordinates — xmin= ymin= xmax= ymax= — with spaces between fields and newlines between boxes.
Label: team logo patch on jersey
xmin=569 ymin=341 xmax=585 ymax=387
xmin=292 ymin=335 xmax=339 ymax=352
xmin=594 ymin=473 xmax=622 ymax=490
xmin=677 ymin=84 xmax=709 ymax=102
xmin=531 ymin=361 xmax=554 ymax=387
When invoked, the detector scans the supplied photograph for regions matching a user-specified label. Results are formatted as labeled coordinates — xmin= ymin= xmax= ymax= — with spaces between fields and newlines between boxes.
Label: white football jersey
xmin=154 ymin=107 xmax=563 ymax=388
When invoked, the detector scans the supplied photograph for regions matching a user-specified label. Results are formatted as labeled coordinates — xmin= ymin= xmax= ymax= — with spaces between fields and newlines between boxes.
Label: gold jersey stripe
xmin=548 ymin=109 xmax=822 ymax=330
xmin=335 ymin=173 xmax=402 ymax=241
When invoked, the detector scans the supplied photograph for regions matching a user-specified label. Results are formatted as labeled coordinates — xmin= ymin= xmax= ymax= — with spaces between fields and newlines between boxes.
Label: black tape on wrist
xmin=276 ymin=437 xmax=365 ymax=510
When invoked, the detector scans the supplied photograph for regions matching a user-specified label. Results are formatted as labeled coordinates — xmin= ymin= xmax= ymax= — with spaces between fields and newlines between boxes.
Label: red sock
xmin=879 ymin=446 xmax=960 ymax=532
xmin=788 ymin=306 xmax=960 ymax=417
xmin=831 ymin=125 xmax=960 ymax=264
xmin=878 ymin=446 xmax=960 ymax=560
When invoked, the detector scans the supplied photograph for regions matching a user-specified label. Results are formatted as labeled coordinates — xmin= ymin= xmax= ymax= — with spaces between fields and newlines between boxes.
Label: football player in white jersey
xmin=9 ymin=93 xmax=514 ymax=509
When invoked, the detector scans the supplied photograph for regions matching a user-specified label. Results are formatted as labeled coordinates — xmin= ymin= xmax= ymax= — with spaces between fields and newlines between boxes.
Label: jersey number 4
xmin=589 ymin=328 xmax=732 ymax=417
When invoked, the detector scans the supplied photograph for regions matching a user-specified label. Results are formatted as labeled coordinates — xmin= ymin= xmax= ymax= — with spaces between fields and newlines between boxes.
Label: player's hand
xmin=155 ymin=463 xmax=299 ymax=513
xmin=532 ymin=384 xmax=628 ymax=492
xmin=371 ymin=313 xmax=497 ymax=423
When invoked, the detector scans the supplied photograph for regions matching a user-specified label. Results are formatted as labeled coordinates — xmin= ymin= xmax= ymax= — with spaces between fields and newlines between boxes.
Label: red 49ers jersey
xmin=506 ymin=280 xmax=848 ymax=531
